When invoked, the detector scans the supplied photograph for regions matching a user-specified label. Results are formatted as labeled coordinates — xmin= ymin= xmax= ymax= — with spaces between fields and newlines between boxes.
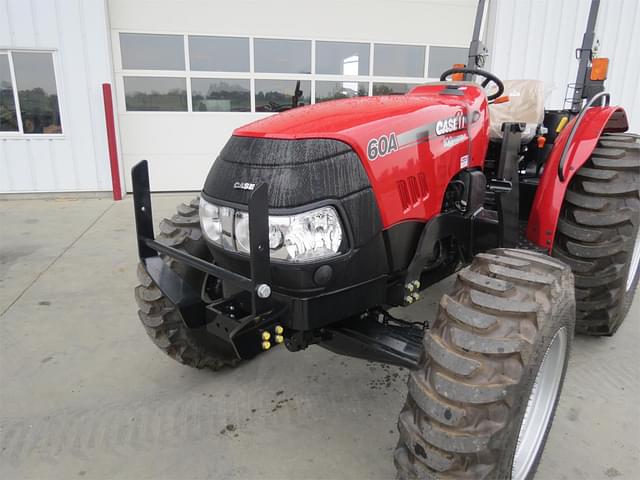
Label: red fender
xmin=526 ymin=106 xmax=629 ymax=251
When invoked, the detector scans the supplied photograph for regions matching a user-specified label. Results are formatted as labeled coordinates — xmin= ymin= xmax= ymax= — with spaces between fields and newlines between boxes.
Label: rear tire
xmin=552 ymin=133 xmax=640 ymax=335
xmin=134 ymin=198 xmax=239 ymax=370
xmin=395 ymin=248 xmax=574 ymax=480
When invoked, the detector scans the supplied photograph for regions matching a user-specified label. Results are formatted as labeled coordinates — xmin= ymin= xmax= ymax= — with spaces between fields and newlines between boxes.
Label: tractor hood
xmin=234 ymin=94 xmax=444 ymax=139
xmin=233 ymin=83 xmax=487 ymax=142
xmin=206 ymin=83 xmax=490 ymax=229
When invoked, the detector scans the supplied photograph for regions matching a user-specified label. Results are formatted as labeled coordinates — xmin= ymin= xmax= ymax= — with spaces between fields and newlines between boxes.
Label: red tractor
xmin=131 ymin=0 xmax=639 ymax=477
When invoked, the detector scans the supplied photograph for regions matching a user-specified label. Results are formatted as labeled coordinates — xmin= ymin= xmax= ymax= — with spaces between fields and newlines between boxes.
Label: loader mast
xmin=467 ymin=0 xmax=489 ymax=70
xmin=570 ymin=0 xmax=603 ymax=113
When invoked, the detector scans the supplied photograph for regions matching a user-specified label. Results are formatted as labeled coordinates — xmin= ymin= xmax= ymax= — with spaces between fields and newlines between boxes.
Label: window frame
xmin=119 ymin=32 xmax=186 ymax=71
xmin=188 ymin=35 xmax=251 ymax=73
xmin=315 ymin=40 xmax=371 ymax=77
xmin=0 ymin=48 xmax=65 ymax=138
xmin=427 ymin=44 xmax=471 ymax=80
xmin=254 ymin=78 xmax=313 ymax=112
xmin=190 ymin=77 xmax=252 ymax=113
xmin=123 ymin=75 xmax=189 ymax=112
xmin=113 ymin=29 xmax=468 ymax=115
xmin=253 ymin=38 xmax=312 ymax=75
xmin=372 ymin=43 xmax=427 ymax=78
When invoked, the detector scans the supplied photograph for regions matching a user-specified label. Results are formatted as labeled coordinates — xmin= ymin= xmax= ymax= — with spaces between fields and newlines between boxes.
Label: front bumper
xmin=132 ymin=160 xmax=387 ymax=360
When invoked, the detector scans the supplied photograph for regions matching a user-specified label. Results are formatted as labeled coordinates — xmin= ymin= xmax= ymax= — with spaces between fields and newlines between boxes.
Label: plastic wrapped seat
xmin=488 ymin=79 xmax=546 ymax=143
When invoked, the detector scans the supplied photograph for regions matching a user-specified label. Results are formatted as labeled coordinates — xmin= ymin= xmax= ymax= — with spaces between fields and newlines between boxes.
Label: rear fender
xmin=526 ymin=106 xmax=629 ymax=251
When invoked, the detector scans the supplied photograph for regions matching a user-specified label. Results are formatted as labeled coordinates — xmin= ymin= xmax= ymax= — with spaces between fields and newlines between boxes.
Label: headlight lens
xmin=234 ymin=211 xmax=251 ymax=253
xmin=199 ymin=198 xmax=344 ymax=262
xmin=277 ymin=207 xmax=343 ymax=262
xmin=199 ymin=199 xmax=221 ymax=243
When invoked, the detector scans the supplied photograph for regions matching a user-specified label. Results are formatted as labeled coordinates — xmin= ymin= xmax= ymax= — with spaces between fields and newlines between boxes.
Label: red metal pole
xmin=102 ymin=83 xmax=122 ymax=201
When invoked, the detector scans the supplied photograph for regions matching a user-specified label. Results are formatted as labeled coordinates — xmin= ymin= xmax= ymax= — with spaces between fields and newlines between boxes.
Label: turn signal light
xmin=493 ymin=96 xmax=510 ymax=104
xmin=590 ymin=58 xmax=609 ymax=81
xmin=452 ymin=63 xmax=465 ymax=81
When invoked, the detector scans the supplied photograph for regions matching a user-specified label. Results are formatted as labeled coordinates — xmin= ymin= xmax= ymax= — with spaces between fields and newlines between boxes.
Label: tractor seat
xmin=488 ymin=79 xmax=546 ymax=143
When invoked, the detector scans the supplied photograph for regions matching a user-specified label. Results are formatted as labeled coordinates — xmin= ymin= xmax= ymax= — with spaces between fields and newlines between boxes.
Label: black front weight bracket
xmin=132 ymin=160 xmax=281 ymax=360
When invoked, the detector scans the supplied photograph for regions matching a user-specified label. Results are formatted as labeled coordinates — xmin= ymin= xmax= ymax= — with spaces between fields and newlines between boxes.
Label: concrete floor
xmin=0 ymin=195 xmax=638 ymax=480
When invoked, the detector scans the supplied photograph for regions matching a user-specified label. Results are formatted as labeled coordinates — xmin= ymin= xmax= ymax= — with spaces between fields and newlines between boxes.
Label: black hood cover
xmin=204 ymin=136 xmax=370 ymax=207
xmin=202 ymin=136 xmax=381 ymax=247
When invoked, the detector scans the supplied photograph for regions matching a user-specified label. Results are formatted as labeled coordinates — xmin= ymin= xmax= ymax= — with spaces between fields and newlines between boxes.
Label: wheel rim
xmin=626 ymin=227 xmax=640 ymax=292
xmin=512 ymin=327 xmax=568 ymax=480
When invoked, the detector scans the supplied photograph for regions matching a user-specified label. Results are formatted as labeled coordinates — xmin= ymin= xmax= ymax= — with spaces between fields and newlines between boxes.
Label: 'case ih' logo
xmin=435 ymin=112 xmax=466 ymax=136
xmin=367 ymin=132 xmax=398 ymax=161
xmin=233 ymin=182 xmax=255 ymax=191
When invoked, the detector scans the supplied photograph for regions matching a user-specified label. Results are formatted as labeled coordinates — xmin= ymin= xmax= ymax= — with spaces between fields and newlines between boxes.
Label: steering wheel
xmin=439 ymin=67 xmax=504 ymax=101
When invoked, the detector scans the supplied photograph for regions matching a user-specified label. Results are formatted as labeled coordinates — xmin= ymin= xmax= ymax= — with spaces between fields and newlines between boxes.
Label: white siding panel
xmin=51 ymin=140 xmax=78 ymax=191
xmin=0 ymin=141 xmax=8 ymax=191
xmin=2 ymin=142 xmax=33 ymax=190
xmin=30 ymin=0 xmax=58 ymax=49
xmin=54 ymin=0 xmax=99 ymax=190
xmin=0 ymin=0 xmax=13 ymax=46
xmin=5 ymin=0 xmax=35 ymax=47
xmin=29 ymin=140 xmax=56 ymax=190
xmin=490 ymin=0 xmax=640 ymax=133
xmin=108 ymin=0 xmax=478 ymax=47
xmin=81 ymin=0 xmax=114 ymax=190
xmin=0 ymin=0 xmax=115 ymax=193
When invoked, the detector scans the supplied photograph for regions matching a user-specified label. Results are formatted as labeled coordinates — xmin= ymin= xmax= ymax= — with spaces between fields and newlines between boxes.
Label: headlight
xmin=199 ymin=198 xmax=345 ymax=262
xmin=269 ymin=207 xmax=344 ymax=262
xmin=199 ymin=199 xmax=221 ymax=243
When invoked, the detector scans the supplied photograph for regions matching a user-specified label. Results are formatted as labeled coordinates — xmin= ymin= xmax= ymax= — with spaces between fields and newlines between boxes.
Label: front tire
xmin=395 ymin=249 xmax=574 ymax=479
xmin=134 ymin=198 xmax=239 ymax=370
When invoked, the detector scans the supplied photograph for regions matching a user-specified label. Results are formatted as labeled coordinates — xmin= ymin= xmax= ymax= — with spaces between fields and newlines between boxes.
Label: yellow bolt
xmin=262 ymin=341 xmax=271 ymax=350
xmin=274 ymin=325 xmax=284 ymax=335
xmin=274 ymin=335 xmax=284 ymax=344
xmin=262 ymin=331 xmax=271 ymax=341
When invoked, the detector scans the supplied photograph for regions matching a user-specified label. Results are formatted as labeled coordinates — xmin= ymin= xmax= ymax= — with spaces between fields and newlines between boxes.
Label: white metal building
xmin=1 ymin=0 xmax=638 ymax=195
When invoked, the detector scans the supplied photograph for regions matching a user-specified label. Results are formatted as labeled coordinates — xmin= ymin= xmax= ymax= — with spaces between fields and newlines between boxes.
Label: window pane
xmin=372 ymin=82 xmax=421 ymax=96
xmin=316 ymin=41 xmax=369 ymax=76
xmin=191 ymin=78 xmax=250 ymax=112
xmin=189 ymin=36 xmax=249 ymax=72
xmin=373 ymin=44 xmax=425 ymax=77
xmin=124 ymin=76 xmax=187 ymax=111
xmin=428 ymin=46 xmax=469 ymax=78
xmin=254 ymin=39 xmax=311 ymax=74
xmin=120 ymin=33 xmax=185 ymax=70
xmin=0 ymin=54 xmax=18 ymax=132
xmin=316 ymin=81 xmax=368 ymax=103
xmin=12 ymin=52 xmax=62 ymax=134
xmin=255 ymin=79 xmax=310 ymax=112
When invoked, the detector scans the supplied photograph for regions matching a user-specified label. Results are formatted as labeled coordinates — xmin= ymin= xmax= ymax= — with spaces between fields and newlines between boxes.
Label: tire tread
xmin=134 ymin=198 xmax=239 ymax=370
xmin=552 ymin=132 xmax=640 ymax=335
xmin=396 ymin=248 xmax=575 ymax=479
